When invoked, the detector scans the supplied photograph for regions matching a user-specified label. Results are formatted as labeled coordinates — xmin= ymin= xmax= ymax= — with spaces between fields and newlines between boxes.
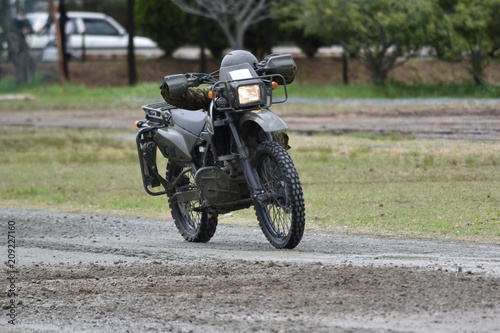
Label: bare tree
xmin=171 ymin=0 xmax=284 ymax=50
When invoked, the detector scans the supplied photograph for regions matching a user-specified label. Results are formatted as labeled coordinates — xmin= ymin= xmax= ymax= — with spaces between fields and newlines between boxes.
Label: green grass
xmin=287 ymin=133 xmax=500 ymax=240
xmin=1 ymin=79 xmax=499 ymax=111
xmin=0 ymin=127 xmax=498 ymax=242
xmin=285 ymin=80 xmax=500 ymax=99
xmin=0 ymin=80 xmax=160 ymax=110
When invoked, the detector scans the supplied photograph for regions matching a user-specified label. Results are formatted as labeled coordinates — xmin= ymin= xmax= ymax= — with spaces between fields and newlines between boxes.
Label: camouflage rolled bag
xmin=160 ymin=83 xmax=212 ymax=111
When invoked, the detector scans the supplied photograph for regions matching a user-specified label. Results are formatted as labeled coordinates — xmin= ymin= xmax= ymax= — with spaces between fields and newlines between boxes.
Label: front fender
xmin=239 ymin=109 xmax=287 ymax=132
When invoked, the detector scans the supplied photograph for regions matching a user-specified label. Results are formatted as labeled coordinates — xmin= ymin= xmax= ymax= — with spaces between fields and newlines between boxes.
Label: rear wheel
xmin=253 ymin=142 xmax=305 ymax=249
xmin=166 ymin=162 xmax=217 ymax=243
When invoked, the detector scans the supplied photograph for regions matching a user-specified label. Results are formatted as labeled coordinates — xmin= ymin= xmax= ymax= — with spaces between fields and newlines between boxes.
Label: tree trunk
xmin=127 ymin=0 xmax=137 ymax=85
xmin=470 ymin=50 xmax=486 ymax=86
xmin=364 ymin=58 xmax=388 ymax=85
xmin=58 ymin=0 xmax=69 ymax=81
xmin=266 ymin=18 xmax=273 ymax=55
xmin=371 ymin=71 xmax=388 ymax=86
xmin=235 ymin=25 xmax=245 ymax=50
xmin=342 ymin=51 xmax=349 ymax=85
xmin=362 ymin=47 xmax=402 ymax=85
xmin=59 ymin=0 xmax=70 ymax=82
xmin=199 ymin=15 xmax=206 ymax=73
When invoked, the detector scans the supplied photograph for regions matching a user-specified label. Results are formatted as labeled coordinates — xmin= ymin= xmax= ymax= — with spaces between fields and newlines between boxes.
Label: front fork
xmin=226 ymin=114 xmax=268 ymax=204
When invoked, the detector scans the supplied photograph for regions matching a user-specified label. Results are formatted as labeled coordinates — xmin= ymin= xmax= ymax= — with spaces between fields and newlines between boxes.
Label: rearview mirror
xmin=261 ymin=54 xmax=297 ymax=84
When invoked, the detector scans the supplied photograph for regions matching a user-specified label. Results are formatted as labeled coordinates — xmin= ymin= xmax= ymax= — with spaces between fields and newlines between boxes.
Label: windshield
xmin=27 ymin=13 xmax=49 ymax=32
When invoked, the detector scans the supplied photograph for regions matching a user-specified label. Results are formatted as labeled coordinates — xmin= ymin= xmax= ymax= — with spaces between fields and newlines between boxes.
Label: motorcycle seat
xmin=170 ymin=109 xmax=208 ymax=136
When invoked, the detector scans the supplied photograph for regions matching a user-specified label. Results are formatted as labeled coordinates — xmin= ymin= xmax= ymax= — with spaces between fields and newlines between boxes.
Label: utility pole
xmin=50 ymin=0 xmax=66 ymax=85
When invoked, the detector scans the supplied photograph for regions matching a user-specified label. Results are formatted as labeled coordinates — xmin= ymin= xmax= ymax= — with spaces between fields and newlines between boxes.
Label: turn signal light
xmin=208 ymin=91 xmax=217 ymax=99
xmin=272 ymin=81 xmax=278 ymax=90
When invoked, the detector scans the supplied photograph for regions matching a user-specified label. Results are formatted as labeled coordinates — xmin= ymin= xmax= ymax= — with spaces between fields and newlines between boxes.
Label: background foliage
xmin=0 ymin=0 xmax=499 ymax=86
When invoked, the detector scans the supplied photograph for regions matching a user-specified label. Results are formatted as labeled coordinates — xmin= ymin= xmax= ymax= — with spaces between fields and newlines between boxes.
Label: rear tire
xmin=253 ymin=141 xmax=305 ymax=249
xmin=167 ymin=162 xmax=218 ymax=243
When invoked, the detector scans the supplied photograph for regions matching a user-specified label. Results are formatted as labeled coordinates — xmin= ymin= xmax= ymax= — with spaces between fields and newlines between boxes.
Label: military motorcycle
xmin=135 ymin=52 xmax=305 ymax=249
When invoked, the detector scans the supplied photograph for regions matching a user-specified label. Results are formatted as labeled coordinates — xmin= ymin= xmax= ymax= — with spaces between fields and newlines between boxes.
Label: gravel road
xmin=1 ymin=208 xmax=499 ymax=333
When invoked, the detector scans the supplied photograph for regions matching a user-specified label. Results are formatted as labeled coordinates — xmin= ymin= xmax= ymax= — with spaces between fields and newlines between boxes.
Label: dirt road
xmin=1 ymin=98 xmax=500 ymax=140
xmin=1 ymin=208 xmax=499 ymax=332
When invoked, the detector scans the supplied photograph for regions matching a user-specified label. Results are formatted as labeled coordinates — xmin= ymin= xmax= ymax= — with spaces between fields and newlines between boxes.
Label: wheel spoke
xmin=176 ymin=174 xmax=202 ymax=232
xmin=168 ymin=162 xmax=218 ymax=243
xmin=259 ymin=155 xmax=292 ymax=237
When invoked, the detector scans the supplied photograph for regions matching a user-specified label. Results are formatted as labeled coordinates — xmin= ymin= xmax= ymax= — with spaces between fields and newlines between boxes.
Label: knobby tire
xmin=166 ymin=162 xmax=218 ymax=243
xmin=253 ymin=141 xmax=305 ymax=249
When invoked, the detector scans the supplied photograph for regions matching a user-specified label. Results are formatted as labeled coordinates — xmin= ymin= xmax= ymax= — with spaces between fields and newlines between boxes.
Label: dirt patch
xmin=14 ymin=262 xmax=500 ymax=333
xmin=1 ymin=208 xmax=499 ymax=332
xmin=2 ymin=102 xmax=499 ymax=140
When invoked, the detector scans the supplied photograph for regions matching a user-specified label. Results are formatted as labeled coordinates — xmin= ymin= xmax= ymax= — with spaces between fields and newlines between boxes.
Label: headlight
xmin=238 ymin=84 xmax=261 ymax=105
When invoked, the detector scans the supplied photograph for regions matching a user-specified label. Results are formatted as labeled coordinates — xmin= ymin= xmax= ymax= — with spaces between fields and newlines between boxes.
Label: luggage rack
xmin=142 ymin=102 xmax=176 ymax=125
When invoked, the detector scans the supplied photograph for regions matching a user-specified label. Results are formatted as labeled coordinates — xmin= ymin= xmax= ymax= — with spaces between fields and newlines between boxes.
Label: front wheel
xmin=253 ymin=141 xmax=305 ymax=249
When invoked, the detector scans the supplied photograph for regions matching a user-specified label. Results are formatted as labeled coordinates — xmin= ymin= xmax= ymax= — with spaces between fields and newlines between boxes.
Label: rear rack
xmin=142 ymin=102 xmax=176 ymax=125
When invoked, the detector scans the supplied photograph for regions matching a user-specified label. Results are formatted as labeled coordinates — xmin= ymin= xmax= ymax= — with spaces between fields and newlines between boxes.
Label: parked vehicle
xmin=135 ymin=52 xmax=305 ymax=249
xmin=26 ymin=11 xmax=163 ymax=61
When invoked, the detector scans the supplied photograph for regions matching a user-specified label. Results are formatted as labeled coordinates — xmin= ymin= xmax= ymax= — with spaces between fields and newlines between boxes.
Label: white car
xmin=26 ymin=11 xmax=164 ymax=61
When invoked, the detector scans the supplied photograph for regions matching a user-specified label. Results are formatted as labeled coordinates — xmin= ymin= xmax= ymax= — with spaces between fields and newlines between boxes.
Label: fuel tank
xmin=155 ymin=109 xmax=208 ymax=162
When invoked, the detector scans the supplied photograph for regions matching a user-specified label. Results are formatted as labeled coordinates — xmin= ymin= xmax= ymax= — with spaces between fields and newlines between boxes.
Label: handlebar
xmin=186 ymin=73 xmax=218 ymax=86
xmin=162 ymin=72 xmax=218 ymax=98
xmin=162 ymin=53 xmax=295 ymax=99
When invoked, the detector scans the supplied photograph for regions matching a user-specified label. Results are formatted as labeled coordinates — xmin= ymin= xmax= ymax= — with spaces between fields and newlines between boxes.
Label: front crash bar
xmin=136 ymin=126 xmax=198 ymax=198
xmin=136 ymin=126 xmax=169 ymax=196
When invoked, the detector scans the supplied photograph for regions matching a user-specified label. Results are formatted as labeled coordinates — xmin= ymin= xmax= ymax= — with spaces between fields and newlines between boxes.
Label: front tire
xmin=166 ymin=162 xmax=218 ymax=243
xmin=253 ymin=141 xmax=305 ymax=249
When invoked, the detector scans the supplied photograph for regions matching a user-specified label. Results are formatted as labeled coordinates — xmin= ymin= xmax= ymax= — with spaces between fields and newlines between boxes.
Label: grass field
xmin=0 ymin=127 xmax=498 ymax=242
xmin=1 ymin=77 xmax=500 ymax=111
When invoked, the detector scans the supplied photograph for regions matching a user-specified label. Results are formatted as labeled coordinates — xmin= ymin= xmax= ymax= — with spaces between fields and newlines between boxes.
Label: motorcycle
xmin=135 ymin=53 xmax=305 ymax=249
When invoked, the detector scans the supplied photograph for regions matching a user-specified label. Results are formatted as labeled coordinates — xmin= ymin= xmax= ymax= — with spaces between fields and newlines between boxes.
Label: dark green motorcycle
xmin=136 ymin=52 xmax=305 ymax=249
